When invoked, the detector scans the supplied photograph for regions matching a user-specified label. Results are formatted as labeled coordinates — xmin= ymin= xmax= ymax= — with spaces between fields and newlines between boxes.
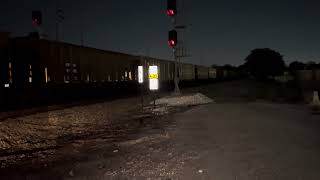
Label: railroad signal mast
xmin=31 ymin=11 xmax=49 ymax=39
xmin=168 ymin=30 xmax=177 ymax=47
xmin=167 ymin=0 xmax=177 ymax=17
xmin=32 ymin=11 xmax=42 ymax=26
xmin=167 ymin=0 xmax=180 ymax=95
xmin=167 ymin=0 xmax=190 ymax=95
xmin=31 ymin=11 xmax=42 ymax=39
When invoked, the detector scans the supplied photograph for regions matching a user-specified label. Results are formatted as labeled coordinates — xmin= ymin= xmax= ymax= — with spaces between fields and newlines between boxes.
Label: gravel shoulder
xmin=1 ymin=80 xmax=319 ymax=180
xmin=3 ymin=102 xmax=318 ymax=180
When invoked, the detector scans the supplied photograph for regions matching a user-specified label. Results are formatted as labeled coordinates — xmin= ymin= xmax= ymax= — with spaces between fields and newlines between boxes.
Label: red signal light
xmin=168 ymin=40 xmax=176 ymax=46
xmin=32 ymin=19 xmax=38 ymax=25
xmin=32 ymin=11 xmax=42 ymax=25
xmin=167 ymin=0 xmax=177 ymax=16
xmin=167 ymin=9 xmax=175 ymax=16
xmin=168 ymin=30 xmax=177 ymax=47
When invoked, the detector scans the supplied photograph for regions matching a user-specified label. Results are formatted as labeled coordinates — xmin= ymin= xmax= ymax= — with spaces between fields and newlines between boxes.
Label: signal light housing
xmin=32 ymin=11 xmax=42 ymax=25
xmin=168 ymin=30 xmax=177 ymax=47
xmin=167 ymin=0 xmax=177 ymax=16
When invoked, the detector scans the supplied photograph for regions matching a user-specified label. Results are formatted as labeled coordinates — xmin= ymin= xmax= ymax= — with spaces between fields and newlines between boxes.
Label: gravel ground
xmin=0 ymin=96 xmax=155 ymax=168
xmin=0 ymin=80 xmax=319 ymax=180
xmin=2 ymin=101 xmax=318 ymax=180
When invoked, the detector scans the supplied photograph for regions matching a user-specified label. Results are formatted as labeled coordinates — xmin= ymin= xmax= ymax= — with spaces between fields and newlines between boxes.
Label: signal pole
xmin=55 ymin=0 xmax=59 ymax=41
xmin=173 ymin=44 xmax=180 ymax=94
xmin=55 ymin=0 xmax=64 ymax=42
xmin=167 ymin=0 xmax=180 ymax=95
xmin=167 ymin=0 xmax=190 ymax=95
xmin=31 ymin=11 xmax=43 ymax=39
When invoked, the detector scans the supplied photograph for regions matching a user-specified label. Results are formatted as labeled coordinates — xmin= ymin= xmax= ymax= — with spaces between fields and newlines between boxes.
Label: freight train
xmin=0 ymin=33 xmax=232 ymax=110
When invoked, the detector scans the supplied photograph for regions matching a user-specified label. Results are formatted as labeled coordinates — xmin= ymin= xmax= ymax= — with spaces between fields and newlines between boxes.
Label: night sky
xmin=1 ymin=0 xmax=320 ymax=66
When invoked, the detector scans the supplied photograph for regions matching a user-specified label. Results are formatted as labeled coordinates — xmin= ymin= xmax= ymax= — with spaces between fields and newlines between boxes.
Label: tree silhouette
xmin=288 ymin=61 xmax=306 ymax=73
xmin=244 ymin=48 xmax=285 ymax=80
xmin=222 ymin=64 xmax=236 ymax=71
xmin=305 ymin=61 xmax=320 ymax=70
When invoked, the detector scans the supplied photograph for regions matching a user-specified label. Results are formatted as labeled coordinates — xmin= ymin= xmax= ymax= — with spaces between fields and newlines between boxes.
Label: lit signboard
xmin=149 ymin=66 xmax=159 ymax=90
xmin=138 ymin=66 xmax=144 ymax=84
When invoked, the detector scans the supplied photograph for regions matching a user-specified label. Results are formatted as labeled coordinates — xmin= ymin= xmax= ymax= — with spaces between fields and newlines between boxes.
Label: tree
xmin=288 ymin=61 xmax=306 ymax=73
xmin=245 ymin=48 xmax=285 ymax=80
xmin=222 ymin=64 xmax=236 ymax=71
xmin=305 ymin=61 xmax=320 ymax=70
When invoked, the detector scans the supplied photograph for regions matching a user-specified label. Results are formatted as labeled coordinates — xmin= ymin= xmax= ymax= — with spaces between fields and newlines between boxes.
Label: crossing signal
xmin=167 ymin=0 xmax=177 ymax=16
xmin=168 ymin=30 xmax=177 ymax=47
xmin=32 ymin=11 xmax=42 ymax=25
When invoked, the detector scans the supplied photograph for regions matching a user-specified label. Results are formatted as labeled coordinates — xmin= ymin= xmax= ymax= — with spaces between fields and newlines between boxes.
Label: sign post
xmin=138 ymin=66 xmax=144 ymax=111
xmin=149 ymin=66 xmax=159 ymax=108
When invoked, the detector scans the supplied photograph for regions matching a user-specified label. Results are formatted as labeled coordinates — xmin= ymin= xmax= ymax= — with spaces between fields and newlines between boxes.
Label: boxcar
xmin=196 ymin=65 xmax=209 ymax=80
xmin=0 ymin=36 xmax=224 ymax=110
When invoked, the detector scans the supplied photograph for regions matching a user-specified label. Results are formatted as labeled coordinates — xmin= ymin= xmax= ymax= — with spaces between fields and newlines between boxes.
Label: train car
xmin=0 ymin=37 xmax=142 ymax=109
xmin=6 ymin=37 xmax=226 ymax=90
xmin=216 ymin=67 xmax=225 ymax=80
xmin=209 ymin=67 xmax=217 ymax=79
xmin=179 ymin=63 xmax=195 ymax=81
xmin=1 ymin=35 xmax=231 ymax=111
xmin=0 ymin=32 xmax=10 ymax=87
xmin=196 ymin=65 xmax=209 ymax=80
xmin=9 ymin=38 xmax=139 ymax=85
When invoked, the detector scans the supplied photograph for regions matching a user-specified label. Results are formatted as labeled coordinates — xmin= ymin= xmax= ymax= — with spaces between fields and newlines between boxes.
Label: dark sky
xmin=1 ymin=0 xmax=320 ymax=66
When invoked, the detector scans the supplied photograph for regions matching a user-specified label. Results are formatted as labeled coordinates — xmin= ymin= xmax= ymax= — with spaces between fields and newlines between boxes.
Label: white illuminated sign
xmin=149 ymin=66 xmax=159 ymax=90
xmin=138 ymin=66 xmax=143 ymax=84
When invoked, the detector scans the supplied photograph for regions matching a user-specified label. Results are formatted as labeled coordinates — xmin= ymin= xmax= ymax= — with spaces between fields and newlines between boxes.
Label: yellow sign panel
xmin=149 ymin=74 xmax=158 ymax=79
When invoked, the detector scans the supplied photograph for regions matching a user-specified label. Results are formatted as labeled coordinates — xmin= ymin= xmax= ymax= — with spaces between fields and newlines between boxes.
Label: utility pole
xmin=55 ymin=0 xmax=64 ymax=42
xmin=55 ymin=0 xmax=59 ymax=41
xmin=81 ymin=30 xmax=84 ymax=46
xmin=80 ymin=6 xmax=85 ymax=46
